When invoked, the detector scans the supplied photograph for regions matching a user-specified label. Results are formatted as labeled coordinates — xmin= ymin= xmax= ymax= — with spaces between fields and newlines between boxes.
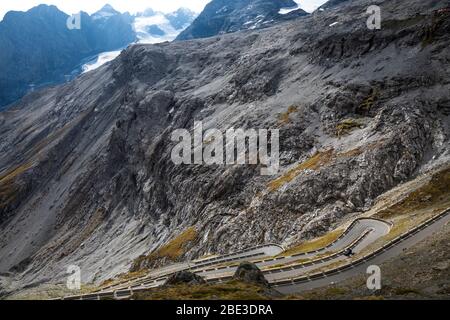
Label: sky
xmin=0 ymin=1 xmax=328 ymax=20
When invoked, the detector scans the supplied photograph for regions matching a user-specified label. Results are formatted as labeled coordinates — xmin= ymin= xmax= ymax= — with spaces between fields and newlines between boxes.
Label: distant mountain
xmin=0 ymin=4 xmax=135 ymax=110
xmin=176 ymin=0 xmax=308 ymax=41
xmin=133 ymin=7 xmax=197 ymax=43
xmin=92 ymin=4 xmax=121 ymax=20
xmin=166 ymin=8 xmax=198 ymax=30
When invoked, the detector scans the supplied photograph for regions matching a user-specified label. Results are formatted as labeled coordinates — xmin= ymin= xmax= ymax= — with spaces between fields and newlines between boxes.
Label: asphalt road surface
xmin=60 ymin=210 xmax=449 ymax=299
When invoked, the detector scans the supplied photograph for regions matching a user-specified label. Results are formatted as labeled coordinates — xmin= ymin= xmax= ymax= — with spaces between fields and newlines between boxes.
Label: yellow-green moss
xmin=0 ymin=162 xmax=33 ymax=184
xmin=268 ymin=150 xmax=334 ymax=192
xmin=278 ymin=229 xmax=343 ymax=257
xmin=99 ymin=269 xmax=150 ymax=290
xmin=376 ymin=167 xmax=450 ymax=219
xmin=0 ymin=162 xmax=33 ymax=212
xmin=336 ymin=118 xmax=364 ymax=138
xmin=132 ymin=280 xmax=270 ymax=300
xmin=132 ymin=227 xmax=198 ymax=271
xmin=278 ymin=105 xmax=299 ymax=125
xmin=359 ymin=89 xmax=379 ymax=112
xmin=292 ymin=286 xmax=349 ymax=300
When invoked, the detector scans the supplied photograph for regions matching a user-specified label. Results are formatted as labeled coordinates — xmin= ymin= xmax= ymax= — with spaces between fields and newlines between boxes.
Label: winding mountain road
xmin=60 ymin=209 xmax=449 ymax=300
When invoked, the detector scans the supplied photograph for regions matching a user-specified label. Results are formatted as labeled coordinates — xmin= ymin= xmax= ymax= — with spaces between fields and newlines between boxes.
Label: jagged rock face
xmin=176 ymin=0 xmax=307 ymax=40
xmin=233 ymin=262 xmax=269 ymax=287
xmin=0 ymin=0 xmax=449 ymax=291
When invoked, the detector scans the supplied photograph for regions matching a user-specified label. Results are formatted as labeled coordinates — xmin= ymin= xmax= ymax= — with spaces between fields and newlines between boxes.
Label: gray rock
xmin=432 ymin=260 xmax=449 ymax=272
xmin=233 ymin=262 xmax=270 ymax=287
xmin=164 ymin=271 xmax=206 ymax=286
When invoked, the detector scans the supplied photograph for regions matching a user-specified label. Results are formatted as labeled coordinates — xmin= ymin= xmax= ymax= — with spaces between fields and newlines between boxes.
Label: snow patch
xmin=279 ymin=7 xmax=299 ymax=15
xmin=82 ymin=50 xmax=121 ymax=73
xmin=134 ymin=13 xmax=187 ymax=44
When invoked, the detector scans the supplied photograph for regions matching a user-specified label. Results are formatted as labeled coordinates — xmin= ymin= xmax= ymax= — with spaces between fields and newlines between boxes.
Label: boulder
xmin=233 ymin=262 xmax=269 ymax=287
xmin=164 ymin=271 xmax=206 ymax=286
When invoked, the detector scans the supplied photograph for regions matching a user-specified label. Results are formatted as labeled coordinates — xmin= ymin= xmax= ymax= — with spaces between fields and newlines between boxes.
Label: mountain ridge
xmin=176 ymin=0 xmax=308 ymax=40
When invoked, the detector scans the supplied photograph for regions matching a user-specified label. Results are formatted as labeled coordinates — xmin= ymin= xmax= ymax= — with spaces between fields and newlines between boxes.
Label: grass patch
xmin=359 ymin=89 xmax=379 ymax=113
xmin=278 ymin=229 xmax=343 ymax=257
xmin=99 ymin=269 xmax=150 ymax=290
xmin=0 ymin=162 xmax=33 ymax=184
xmin=393 ymin=287 xmax=421 ymax=296
xmin=267 ymin=142 xmax=383 ymax=193
xmin=5 ymin=284 xmax=98 ymax=300
xmin=294 ymin=286 xmax=349 ymax=300
xmin=132 ymin=280 xmax=270 ymax=300
xmin=338 ymin=147 xmax=364 ymax=158
xmin=132 ymin=227 xmax=198 ymax=272
xmin=268 ymin=149 xmax=334 ymax=192
xmin=376 ymin=167 xmax=450 ymax=219
xmin=278 ymin=105 xmax=299 ymax=125
xmin=355 ymin=295 xmax=385 ymax=300
xmin=336 ymin=118 xmax=364 ymax=138
xmin=0 ymin=162 xmax=33 ymax=214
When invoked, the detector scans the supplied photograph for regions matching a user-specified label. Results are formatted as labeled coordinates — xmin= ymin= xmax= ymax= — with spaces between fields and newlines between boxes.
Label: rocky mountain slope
xmin=0 ymin=0 xmax=449 ymax=294
xmin=319 ymin=0 xmax=351 ymax=10
xmin=176 ymin=0 xmax=308 ymax=40
xmin=0 ymin=4 xmax=135 ymax=110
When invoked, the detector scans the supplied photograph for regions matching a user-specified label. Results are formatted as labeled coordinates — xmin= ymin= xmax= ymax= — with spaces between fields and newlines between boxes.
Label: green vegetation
xmin=268 ymin=150 xmax=334 ymax=192
xmin=267 ymin=145 xmax=378 ymax=192
xmin=0 ymin=162 xmax=33 ymax=213
xmin=0 ymin=162 xmax=33 ymax=184
xmin=279 ymin=229 xmax=343 ymax=257
xmin=132 ymin=227 xmax=198 ymax=271
xmin=376 ymin=166 xmax=450 ymax=219
xmin=278 ymin=105 xmax=299 ymax=125
xmin=288 ymin=286 xmax=349 ymax=300
xmin=336 ymin=118 xmax=364 ymax=138
xmin=359 ymin=89 xmax=379 ymax=112
xmin=132 ymin=280 xmax=271 ymax=300
xmin=393 ymin=287 xmax=421 ymax=296
xmin=99 ymin=269 xmax=150 ymax=290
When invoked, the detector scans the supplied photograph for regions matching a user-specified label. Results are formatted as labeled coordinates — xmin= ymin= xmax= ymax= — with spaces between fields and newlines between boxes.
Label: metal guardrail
xmin=192 ymin=243 xmax=285 ymax=265
xmin=87 ymin=217 xmax=386 ymax=294
xmin=195 ymin=228 xmax=374 ymax=286
xmin=271 ymin=208 xmax=450 ymax=287
xmin=96 ymin=244 xmax=284 ymax=293
xmin=59 ymin=209 xmax=450 ymax=300
xmin=97 ymin=250 xmax=268 ymax=293
xmin=194 ymin=227 xmax=374 ymax=276
xmin=59 ymin=218 xmax=387 ymax=300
